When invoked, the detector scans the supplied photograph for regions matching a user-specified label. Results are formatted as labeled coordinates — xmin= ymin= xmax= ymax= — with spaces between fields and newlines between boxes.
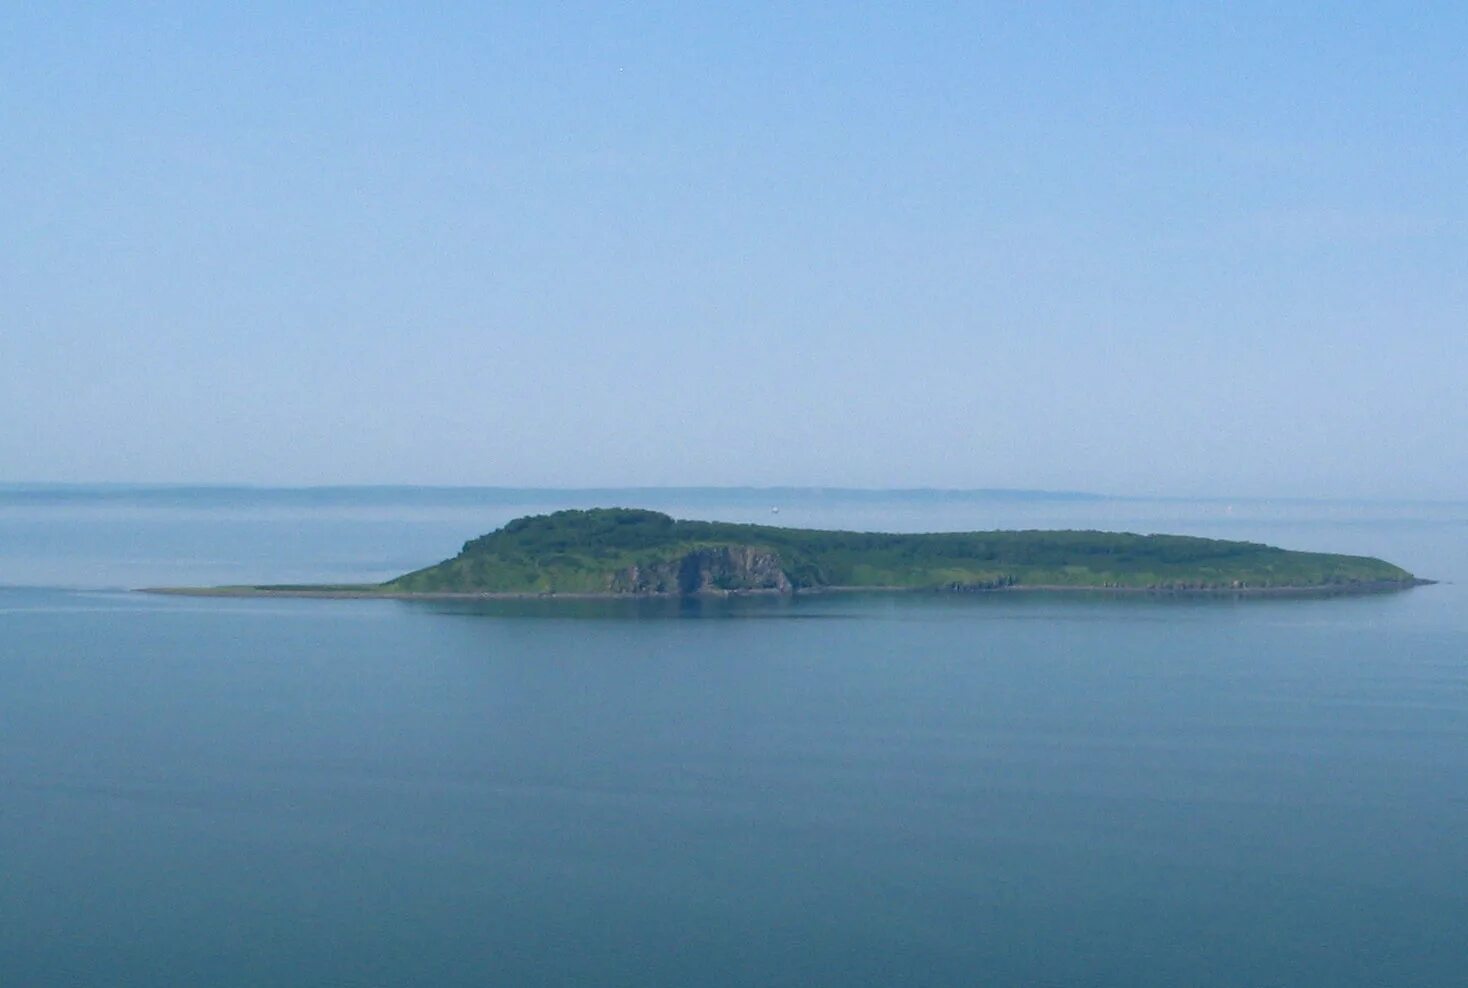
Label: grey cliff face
xmin=611 ymin=546 xmax=793 ymax=595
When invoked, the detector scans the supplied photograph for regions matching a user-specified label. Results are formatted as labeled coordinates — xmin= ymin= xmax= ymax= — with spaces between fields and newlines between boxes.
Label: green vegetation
xmin=382 ymin=508 xmax=1419 ymax=595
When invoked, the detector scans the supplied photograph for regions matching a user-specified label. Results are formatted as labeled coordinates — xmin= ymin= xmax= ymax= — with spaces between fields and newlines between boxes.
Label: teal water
xmin=2 ymin=488 xmax=1465 ymax=985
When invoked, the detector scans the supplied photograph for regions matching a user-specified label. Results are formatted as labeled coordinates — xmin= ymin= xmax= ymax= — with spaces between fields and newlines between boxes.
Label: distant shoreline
xmin=139 ymin=579 xmax=1432 ymax=601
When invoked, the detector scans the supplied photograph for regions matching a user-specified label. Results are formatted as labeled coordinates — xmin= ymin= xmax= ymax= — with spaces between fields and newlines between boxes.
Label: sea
xmin=2 ymin=485 xmax=1465 ymax=987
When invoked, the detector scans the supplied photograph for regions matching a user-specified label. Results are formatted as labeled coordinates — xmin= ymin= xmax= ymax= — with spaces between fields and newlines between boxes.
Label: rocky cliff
xmin=610 ymin=546 xmax=793 ymax=595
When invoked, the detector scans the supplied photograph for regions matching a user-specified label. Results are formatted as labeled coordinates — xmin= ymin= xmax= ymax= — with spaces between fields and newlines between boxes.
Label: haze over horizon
xmin=4 ymin=5 xmax=1464 ymax=499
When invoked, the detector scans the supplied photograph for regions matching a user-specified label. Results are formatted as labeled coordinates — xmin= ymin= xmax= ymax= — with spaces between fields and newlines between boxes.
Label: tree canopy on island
xmin=381 ymin=508 xmax=1418 ymax=596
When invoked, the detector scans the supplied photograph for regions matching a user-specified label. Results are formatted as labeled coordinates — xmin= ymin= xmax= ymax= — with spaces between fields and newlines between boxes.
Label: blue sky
xmin=3 ymin=4 xmax=1464 ymax=496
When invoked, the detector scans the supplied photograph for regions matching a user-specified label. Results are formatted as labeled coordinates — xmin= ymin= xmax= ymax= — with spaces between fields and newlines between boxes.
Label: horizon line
xmin=1 ymin=481 xmax=1464 ymax=507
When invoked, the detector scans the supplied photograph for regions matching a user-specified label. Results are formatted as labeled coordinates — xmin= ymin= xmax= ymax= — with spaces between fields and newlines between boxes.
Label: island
xmin=147 ymin=507 xmax=1429 ymax=598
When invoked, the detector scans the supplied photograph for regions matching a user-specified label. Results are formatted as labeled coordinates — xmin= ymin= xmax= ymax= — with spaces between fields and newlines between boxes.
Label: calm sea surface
xmin=2 ymin=487 xmax=1466 ymax=986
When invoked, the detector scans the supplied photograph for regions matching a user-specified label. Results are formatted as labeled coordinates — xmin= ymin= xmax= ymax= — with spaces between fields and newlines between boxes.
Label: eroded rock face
xmin=612 ymin=546 xmax=792 ymax=595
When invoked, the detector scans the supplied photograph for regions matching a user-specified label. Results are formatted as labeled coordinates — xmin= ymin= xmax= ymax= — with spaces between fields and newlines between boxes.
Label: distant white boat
xmin=771 ymin=506 xmax=780 ymax=514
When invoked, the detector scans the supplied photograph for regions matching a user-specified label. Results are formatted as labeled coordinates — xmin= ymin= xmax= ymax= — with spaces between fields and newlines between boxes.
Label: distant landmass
xmin=1 ymin=484 xmax=1104 ymax=508
xmin=152 ymin=508 xmax=1427 ymax=598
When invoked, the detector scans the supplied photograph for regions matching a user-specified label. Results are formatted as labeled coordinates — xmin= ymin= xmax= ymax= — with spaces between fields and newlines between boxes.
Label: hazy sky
xmin=3 ymin=4 xmax=1464 ymax=497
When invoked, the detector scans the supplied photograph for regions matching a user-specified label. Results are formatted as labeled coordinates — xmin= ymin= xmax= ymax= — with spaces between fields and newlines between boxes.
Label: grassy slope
xmin=383 ymin=508 xmax=1416 ymax=594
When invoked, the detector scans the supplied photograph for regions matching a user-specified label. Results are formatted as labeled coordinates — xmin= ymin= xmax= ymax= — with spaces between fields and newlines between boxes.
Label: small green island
xmin=151 ymin=507 xmax=1428 ymax=599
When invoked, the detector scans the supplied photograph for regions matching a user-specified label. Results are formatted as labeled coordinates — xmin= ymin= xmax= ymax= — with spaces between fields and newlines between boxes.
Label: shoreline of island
xmin=134 ymin=508 xmax=1432 ymax=602
xmin=139 ymin=578 xmax=1434 ymax=601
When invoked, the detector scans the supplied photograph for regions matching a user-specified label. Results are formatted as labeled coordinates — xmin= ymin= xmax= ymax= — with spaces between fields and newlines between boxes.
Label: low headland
xmin=144 ymin=507 xmax=1430 ymax=599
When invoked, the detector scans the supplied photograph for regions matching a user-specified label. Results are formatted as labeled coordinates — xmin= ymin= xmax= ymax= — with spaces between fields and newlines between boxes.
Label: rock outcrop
xmin=611 ymin=546 xmax=792 ymax=595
